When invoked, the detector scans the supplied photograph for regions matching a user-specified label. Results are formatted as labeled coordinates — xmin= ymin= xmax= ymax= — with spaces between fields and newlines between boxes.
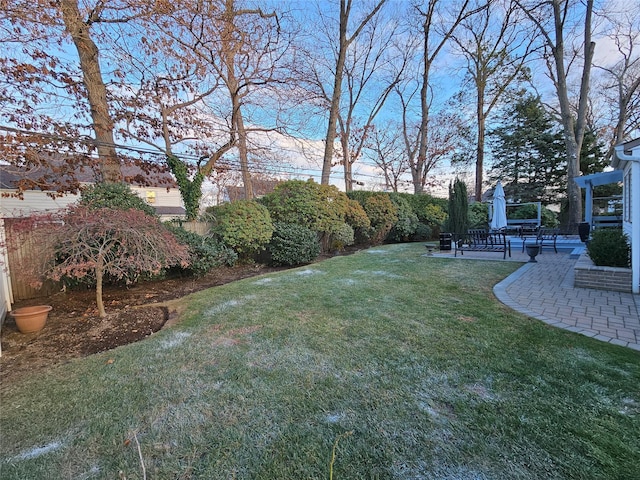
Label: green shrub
xmin=410 ymin=222 xmax=432 ymax=242
xmin=421 ymin=203 xmax=447 ymax=236
xmin=469 ymin=202 xmax=489 ymax=229
xmin=387 ymin=194 xmax=419 ymax=242
xmin=363 ymin=194 xmax=398 ymax=245
xmin=165 ymin=224 xmax=237 ymax=275
xmin=80 ymin=182 xmax=156 ymax=216
xmin=345 ymin=199 xmax=371 ymax=231
xmin=329 ymin=222 xmax=355 ymax=251
xmin=208 ymin=200 xmax=273 ymax=259
xmin=260 ymin=180 xmax=354 ymax=252
xmin=267 ymin=222 xmax=320 ymax=266
xmin=509 ymin=204 xmax=558 ymax=227
xmin=587 ymin=228 xmax=630 ymax=268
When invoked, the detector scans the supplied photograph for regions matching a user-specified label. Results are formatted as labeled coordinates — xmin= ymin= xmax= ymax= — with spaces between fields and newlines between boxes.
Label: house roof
xmin=0 ymin=156 xmax=177 ymax=192
xmin=612 ymin=137 xmax=640 ymax=168
xmin=574 ymin=170 xmax=623 ymax=188
xmin=225 ymin=179 xmax=281 ymax=202
xmin=153 ymin=206 xmax=186 ymax=216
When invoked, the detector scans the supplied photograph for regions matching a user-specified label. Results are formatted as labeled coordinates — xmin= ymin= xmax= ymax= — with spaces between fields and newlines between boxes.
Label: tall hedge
xmin=260 ymin=179 xmax=355 ymax=251
xmin=387 ymin=193 xmax=419 ymax=242
xmin=207 ymin=200 xmax=273 ymax=259
xmin=361 ymin=194 xmax=398 ymax=245
xmin=447 ymin=177 xmax=469 ymax=235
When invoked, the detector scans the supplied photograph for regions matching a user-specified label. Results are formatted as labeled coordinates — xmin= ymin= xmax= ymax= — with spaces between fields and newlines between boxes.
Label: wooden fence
xmin=3 ymin=218 xmax=59 ymax=301
xmin=180 ymin=221 xmax=213 ymax=235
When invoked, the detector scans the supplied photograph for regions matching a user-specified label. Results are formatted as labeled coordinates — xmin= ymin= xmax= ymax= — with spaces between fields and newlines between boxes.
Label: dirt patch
xmin=0 ymin=263 xmax=285 ymax=387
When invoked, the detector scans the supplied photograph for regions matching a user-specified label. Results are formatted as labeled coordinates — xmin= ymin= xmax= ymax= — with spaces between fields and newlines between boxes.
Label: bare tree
xmin=516 ymin=0 xmax=595 ymax=232
xmin=594 ymin=8 xmax=640 ymax=160
xmin=366 ymin=123 xmax=411 ymax=192
xmin=334 ymin=8 xmax=407 ymax=191
xmin=452 ymin=0 xmax=536 ymax=200
xmin=144 ymin=0 xmax=288 ymax=200
xmin=398 ymin=0 xmax=486 ymax=193
xmin=108 ymin=7 xmax=234 ymax=219
xmin=318 ymin=0 xmax=387 ymax=185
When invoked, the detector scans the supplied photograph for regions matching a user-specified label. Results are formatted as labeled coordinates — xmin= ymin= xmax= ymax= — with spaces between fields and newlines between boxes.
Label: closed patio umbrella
xmin=490 ymin=181 xmax=507 ymax=231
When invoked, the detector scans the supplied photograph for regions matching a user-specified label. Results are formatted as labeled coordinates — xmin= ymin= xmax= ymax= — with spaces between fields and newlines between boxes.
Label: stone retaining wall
xmin=574 ymin=254 xmax=633 ymax=293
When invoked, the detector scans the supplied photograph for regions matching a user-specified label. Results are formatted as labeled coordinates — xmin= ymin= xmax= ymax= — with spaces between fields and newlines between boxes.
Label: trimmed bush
xmin=387 ymin=194 xmax=419 ymax=242
xmin=267 ymin=222 xmax=320 ymax=266
xmin=587 ymin=228 xmax=630 ymax=268
xmin=80 ymin=182 xmax=156 ymax=216
xmin=363 ymin=194 xmax=398 ymax=245
xmin=345 ymin=199 xmax=371 ymax=231
xmin=329 ymin=222 xmax=355 ymax=251
xmin=410 ymin=222 xmax=432 ymax=242
xmin=165 ymin=224 xmax=237 ymax=276
xmin=260 ymin=180 xmax=354 ymax=251
xmin=208 ymin=200 xmax=273 ymax=259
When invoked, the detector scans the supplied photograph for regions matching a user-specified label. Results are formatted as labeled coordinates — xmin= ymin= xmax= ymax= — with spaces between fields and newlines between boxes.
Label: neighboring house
xmin=613 ymin=138 xmax=640 ymax=294
xmin=224 ymin=179 xmax=281 ymax=203
xmin=0 ymin=163 xmax=186 ymax=221
xmin=0 ymin=161 xmax=186 ymax=313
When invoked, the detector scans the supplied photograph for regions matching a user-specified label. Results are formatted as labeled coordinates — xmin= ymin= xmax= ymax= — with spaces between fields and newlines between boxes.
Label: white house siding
xmin=615 ymin=140 xmax=640 ymax=294
xmin=0 ymin=190 xmax=80 ymax=219
xmin=130 ymin=186 xmax=183 ymax=209
xmin=1 ymin=187 xmax=183 ymax=219
xmin=625 ymin=161 xmax=640 ymax=294
xmin=0 ymin=218 xmax=13 ymax=355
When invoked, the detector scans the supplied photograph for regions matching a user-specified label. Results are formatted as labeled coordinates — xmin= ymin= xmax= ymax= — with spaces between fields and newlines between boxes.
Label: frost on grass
xmin=619 ymin=397 xmax=639 ymax=416
xmin=8 ymin=441 xmax=63 ymax=461
xmin=159 ymin=331 xmax=192 ymax=350
xmin=324 ymin=412 xmax=345 ymax=424
xmin=352 ymin=269 xmax=403 ymax=279
xmin=204 ymin=295 xmax=256 ymax=317
xmin=391 ymin=461 xmax=490 ymax=480
xmin=295 ymin=268 xmax=324 ymax=276
xmin=253 ymin=277 xmax=274 ymax=285
xmin=246 ymin=344 xmax=334 ymax=377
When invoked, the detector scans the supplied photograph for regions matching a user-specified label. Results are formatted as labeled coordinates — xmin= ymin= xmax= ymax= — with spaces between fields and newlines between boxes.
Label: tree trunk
xmin=322 ymin=0 xmax=349 ymax=185
xmin=95 ymin=254 xmax=106 ymax=318
xmin=414 ymin=16 xmax=430 ymax=196
xmin=475 ymin=98 xmax=486 ymax=202
xmin=549 ymin=0 xmax=593 ymax=233
xmin=60 ymin=0 xmax=122 ymax=183
xmin=235 ymin=107 xmax=254 ymax=199
xmin=340 ymin=121 xmax=353 ymax=192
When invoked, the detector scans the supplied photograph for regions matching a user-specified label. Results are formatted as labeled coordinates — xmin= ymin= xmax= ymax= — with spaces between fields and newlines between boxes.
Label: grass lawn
xmin=1 ymin=243 xmax=638 ymax=479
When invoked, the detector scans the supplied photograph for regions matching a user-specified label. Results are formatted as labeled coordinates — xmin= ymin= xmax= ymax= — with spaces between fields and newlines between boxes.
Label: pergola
xmin=574 ymin=170 xmax=623 ymax=227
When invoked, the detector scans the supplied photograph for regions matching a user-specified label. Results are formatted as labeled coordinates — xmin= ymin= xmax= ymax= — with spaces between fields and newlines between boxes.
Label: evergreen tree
xmin=488 ymin=95 xmax=565 ymax=204
xmin=447 ymin=177 xmax=469 ymax=235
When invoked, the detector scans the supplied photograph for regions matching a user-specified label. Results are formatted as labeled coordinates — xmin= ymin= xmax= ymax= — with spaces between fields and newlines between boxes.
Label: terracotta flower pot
xmin=10 ymin=305 xmax=52 ymax=334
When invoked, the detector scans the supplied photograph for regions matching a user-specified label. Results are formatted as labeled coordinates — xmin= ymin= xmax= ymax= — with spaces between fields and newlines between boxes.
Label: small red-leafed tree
xmin=19 ymin=206 xmax=190 ymax=318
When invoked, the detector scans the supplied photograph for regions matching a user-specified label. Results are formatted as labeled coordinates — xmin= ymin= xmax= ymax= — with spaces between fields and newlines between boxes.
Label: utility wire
xmin=1 ymin=126 xmax=390 ymax=184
